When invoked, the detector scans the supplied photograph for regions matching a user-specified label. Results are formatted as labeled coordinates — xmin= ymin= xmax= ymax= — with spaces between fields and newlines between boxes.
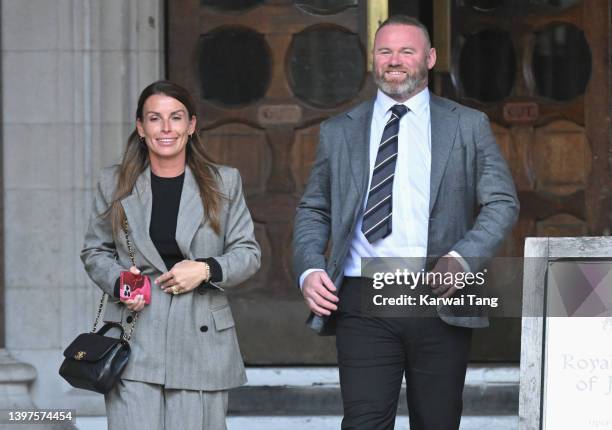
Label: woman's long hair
xmin=106 ymin=80 xmax=223 ymax=236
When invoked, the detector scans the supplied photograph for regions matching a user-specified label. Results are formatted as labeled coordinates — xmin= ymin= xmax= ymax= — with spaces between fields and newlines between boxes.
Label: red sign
xmin=503 ymin=102 xmax=539 ymax=123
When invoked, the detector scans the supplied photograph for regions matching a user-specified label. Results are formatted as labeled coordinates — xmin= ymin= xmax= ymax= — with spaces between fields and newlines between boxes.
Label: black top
xmin=113 ymin=171 xmax=222 ymax=297
xmin=150 ymin=171 xmax=185 ymax=270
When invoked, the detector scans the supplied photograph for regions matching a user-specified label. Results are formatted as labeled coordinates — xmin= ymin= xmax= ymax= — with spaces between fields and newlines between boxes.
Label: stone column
xmin=1 ymin=0 xmax=164 ymax=416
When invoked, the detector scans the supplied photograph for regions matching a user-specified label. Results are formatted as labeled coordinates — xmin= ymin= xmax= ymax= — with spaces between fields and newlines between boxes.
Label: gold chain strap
xmin=90 ymin=217 xmax=139 ymax=341
xmin=122 ymin=218 xmax=136 ymax=266
xmin=91 ymin=294 xmax=107 ymax=333
xmin=121 ymin=218 xmax=139 ymax=341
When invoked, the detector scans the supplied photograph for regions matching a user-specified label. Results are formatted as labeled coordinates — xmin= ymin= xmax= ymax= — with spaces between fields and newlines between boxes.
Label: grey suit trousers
xmin=105 ymin=380 xmax=228 ymax=430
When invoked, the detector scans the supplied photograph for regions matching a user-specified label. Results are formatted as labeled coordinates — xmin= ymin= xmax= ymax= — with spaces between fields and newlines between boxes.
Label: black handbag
xmin=59 ymin=218 xmax=139 ymax=394
xmin=59 ymin=322 xmax=131 ymax=394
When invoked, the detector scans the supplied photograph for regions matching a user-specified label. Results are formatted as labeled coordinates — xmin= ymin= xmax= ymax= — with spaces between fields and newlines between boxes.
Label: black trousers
xmin=335 ymin=277 xmax=473 ymax=430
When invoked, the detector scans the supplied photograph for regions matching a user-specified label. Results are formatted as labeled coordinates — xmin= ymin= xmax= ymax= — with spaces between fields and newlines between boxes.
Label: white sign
xmin=543 ymin=262 xmax=612 ymax=429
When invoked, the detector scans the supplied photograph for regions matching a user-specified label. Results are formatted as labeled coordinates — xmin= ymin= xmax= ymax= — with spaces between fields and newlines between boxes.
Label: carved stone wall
xmin=1 ymin=0 xmax=164 ymax=414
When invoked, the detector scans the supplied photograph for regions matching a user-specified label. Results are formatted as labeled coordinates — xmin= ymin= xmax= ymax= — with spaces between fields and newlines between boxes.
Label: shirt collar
xmin=374 ymin=87 xmax=430 ymax=119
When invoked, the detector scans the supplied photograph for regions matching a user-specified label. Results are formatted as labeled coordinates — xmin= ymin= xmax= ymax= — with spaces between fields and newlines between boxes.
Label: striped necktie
xmin=361 ymin=104 xmax=408 ymax=243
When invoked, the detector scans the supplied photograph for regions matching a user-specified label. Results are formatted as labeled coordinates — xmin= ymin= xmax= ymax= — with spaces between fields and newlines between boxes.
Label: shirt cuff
xmin=113 ymin=277 xmax=121 ymax=298
xmin=195 ymin=257 xmax=223 ymax=283
xmin=448 ymin=251 xmax=471 ymax=272
xmin=299 ymin=268 xmax=325 ymax=290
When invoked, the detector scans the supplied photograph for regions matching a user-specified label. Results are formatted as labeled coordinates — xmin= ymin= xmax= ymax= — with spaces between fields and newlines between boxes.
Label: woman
xmin=81 ymin=80 xmax=261 ymax=429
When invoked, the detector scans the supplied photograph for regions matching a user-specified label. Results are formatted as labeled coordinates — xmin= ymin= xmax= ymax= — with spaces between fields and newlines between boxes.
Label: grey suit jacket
xmin=293 ymin=94 xmax=519 ymax=334
xmin=81 ymin=165 xmax=261 ymax=390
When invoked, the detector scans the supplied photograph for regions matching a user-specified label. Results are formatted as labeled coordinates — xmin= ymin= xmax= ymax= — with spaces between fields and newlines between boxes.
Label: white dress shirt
xmin=342 ymin=88 xmax=431 ymax=276
xmin=299 ymin=88 xmax=468 ymax=288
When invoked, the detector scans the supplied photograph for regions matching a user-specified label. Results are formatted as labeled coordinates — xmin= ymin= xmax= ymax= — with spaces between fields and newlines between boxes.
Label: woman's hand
xmin=123 ymin=266 xmax=147 ymax=312
xmin=156 ymin=260 xmax=209 ymax=295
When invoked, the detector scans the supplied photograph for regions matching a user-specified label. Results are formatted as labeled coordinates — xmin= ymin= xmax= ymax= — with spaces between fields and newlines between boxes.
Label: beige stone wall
xmin=2 ymin=0 xmax=164 ymax=414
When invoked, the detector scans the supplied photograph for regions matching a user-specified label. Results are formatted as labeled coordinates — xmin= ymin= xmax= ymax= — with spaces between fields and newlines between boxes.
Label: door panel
xmin=438 ymin=0 xmax=610 ymax=360
xmin=169 ymin=0 xmax=372 ymax=363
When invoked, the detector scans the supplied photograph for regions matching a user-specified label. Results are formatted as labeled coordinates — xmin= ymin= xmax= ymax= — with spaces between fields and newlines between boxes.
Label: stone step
xmin=227 ymin=415 xmax=518 ymax=430
xmin=75 ymin=414 xmax=519 ymax=430
xmin=229 ymin=365 xmax=519 ymax=416
xmin=73 ymin=365 xmax=519 ymax=430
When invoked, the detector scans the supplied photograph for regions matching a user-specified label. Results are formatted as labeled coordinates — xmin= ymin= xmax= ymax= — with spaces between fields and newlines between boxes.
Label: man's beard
xmin=374 ymin=63 xmax=428 ymax=99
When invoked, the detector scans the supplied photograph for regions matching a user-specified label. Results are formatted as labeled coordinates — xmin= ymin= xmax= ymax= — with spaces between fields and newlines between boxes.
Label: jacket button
xmin=198 ymin=288 xmax=205 ymax=295
xmin=200 ymin=325 xmax=208 ymax=333
xmin=126 ymin=316 xmax=133 ymax=324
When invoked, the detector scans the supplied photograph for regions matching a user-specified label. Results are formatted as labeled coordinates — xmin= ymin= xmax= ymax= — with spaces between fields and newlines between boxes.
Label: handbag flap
xmin=63 ymin=332 xmax=124 ymax=363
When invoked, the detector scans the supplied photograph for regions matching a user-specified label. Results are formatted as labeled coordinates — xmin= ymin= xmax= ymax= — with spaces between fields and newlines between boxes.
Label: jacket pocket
xmin=211 ymin=306 xmax=235 ymax=331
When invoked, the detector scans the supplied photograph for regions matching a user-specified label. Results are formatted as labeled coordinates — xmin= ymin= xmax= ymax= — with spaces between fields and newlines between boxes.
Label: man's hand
xmin=430 ymin=255 xmax=465 ymax=298
xmin=302 ymin=271 xmax=339 ymax=316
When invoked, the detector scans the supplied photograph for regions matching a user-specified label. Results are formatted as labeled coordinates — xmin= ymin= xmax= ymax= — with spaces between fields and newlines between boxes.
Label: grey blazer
xmin=293 ymin=94 xmax=519 ymax=334
xmin=81 ymin=165 xmax=261 ymax=390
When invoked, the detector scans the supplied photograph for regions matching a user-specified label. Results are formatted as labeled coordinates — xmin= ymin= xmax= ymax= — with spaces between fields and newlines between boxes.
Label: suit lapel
xmin=175 ymin=166 xmax=204 ymax=259
xmin=121 ymin=167 xmax=168 ymax=273
xmin=429 ymin=95 xmax=459 ymax=214
xmin=344 ymin=101 xmax=375 ymax=213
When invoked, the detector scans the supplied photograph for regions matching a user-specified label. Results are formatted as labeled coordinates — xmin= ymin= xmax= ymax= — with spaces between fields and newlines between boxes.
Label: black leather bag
xmin=59 ymin=218 xmax=138 ymax=394
xmin=59 ymin=322 xmax=131 ymax=394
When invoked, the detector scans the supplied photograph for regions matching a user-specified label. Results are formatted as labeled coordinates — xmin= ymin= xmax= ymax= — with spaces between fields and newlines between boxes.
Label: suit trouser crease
xmin=105 ymin=379 xmax=228 ymax=430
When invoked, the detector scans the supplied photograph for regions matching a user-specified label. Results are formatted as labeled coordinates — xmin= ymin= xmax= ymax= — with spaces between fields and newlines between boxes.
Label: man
xmin=292 ymin=15 xmax=519 ymax=430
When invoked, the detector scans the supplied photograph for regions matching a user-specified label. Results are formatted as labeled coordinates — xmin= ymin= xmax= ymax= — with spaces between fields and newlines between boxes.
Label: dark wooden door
xmin=436 ymin=0 xmax=611 ymax=360
xmin=446 ymin=0 xmax=610 ymax=244
xmin=168 ymin=0 xmax=376 ymax=363
xmin=168 ymin=0 xmax=611 ymax=363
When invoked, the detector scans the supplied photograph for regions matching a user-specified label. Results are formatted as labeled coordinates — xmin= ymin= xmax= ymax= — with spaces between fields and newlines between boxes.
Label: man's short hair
xmin=375 ymin=15 xmax=432 ymax=49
